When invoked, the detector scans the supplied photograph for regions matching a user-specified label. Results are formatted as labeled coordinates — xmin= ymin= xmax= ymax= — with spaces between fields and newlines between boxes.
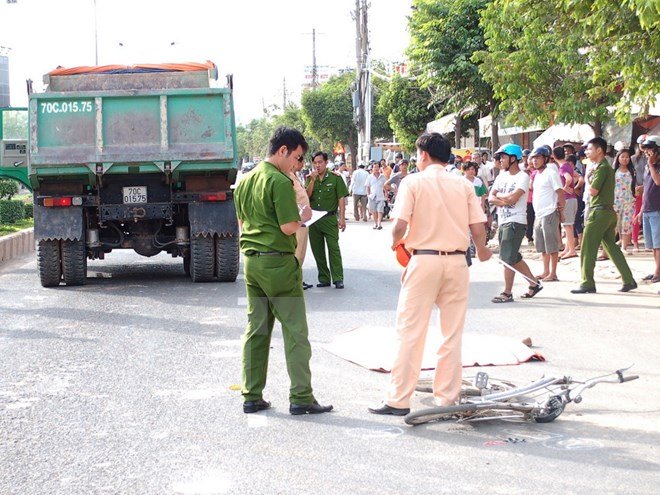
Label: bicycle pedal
xmin=474 ymin=372 xmax=489 ymax=389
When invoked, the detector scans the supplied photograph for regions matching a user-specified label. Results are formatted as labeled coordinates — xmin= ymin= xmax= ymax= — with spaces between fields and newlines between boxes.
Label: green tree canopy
xmin=407 ymin=0 xmax=495 ymax=144
xmin=378 ymin=74 xmax=438 ymax=152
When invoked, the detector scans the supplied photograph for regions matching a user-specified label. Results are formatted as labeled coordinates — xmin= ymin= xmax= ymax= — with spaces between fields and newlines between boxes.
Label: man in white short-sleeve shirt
xmin=530 ymin=147 xmax=565 ymax=281
xmin=489 ymin=144 xmax=542 ymax=303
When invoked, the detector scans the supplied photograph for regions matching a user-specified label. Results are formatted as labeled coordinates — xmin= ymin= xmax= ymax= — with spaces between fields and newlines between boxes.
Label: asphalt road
xmin=1 ymin=218 xmax=659 ymax=495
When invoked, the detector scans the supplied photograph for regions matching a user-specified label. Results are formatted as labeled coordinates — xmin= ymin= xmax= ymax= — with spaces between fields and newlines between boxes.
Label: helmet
xmin=498 ymin=143 xmax=523 ymax=160
xmin=529 ymin=146 xmax=551 ymax=158
xmin=541 ymin=144 xmax=553 ymax=156
xmin=640 ymin=135 xmax=660 ymax=149
xmin=636 ymin=134 xmax=648 ymax=144
xmin=613 ymin=140 xmax=628 ymax=152
xmin=522 ymin=148 xmax=532 ymax=157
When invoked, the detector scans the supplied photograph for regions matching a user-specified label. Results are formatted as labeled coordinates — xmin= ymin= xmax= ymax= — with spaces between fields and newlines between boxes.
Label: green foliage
xmin=273 ymin=105 xmax=322 ymax=158
xmin=0 ymin=200 xmax=25 ymax=224
xmin=302 ymin=72 xmax=359 ymax=160
xmin=477 ymin=0 xmax=658 ymax=126
xmin=0 ymin=110 xmax=28 ymax=140
xmin=236 ymin=118 xmax=275 ymax=163
xmin=407 ymin=0 xmax=494 ymax=118
xmin=0 ymin=179 xmax=19 ymax=200
xmin=378 ymin=74 xmax=438 ymax=152
xmin=23 ymin=202 xmax=33 ymax=219
xmin=561 ymin=0 xmax=660 ymax=122
xmin=0 ymin=218 xmax=33 ymax=237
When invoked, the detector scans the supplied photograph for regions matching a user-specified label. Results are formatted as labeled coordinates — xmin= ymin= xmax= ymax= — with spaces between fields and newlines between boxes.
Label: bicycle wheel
xmin=415 ymin=377 xmax=517 ymax=396
xmin=405 ymin=404 xmax=478 ymax=426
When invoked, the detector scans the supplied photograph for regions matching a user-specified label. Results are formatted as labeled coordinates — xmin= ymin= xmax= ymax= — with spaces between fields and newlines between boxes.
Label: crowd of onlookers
xmin=302 ymin=135 xmax=659 ymax=295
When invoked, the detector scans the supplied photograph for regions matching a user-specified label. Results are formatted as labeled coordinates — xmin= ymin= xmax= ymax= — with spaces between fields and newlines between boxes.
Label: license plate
xmin=123 ymin=186 xmax=147 ymax=204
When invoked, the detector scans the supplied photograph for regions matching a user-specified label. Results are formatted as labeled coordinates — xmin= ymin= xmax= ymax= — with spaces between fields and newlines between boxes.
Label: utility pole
xmin=93 ymin=0 xmax=99 ymax=65
xmin=311 ymin=28 xmax=318 ymax=89
xmin=353 ymin=0 xmax=371 ymax=165
xmin=282 ymin=77 xmax=287 ymax=110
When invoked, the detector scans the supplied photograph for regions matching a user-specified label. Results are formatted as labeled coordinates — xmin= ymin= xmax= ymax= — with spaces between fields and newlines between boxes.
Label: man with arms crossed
xmin=368 ymin=132 xmax=491 ymax=416
xmin=489 ymin=144 xmax=542 ymax=302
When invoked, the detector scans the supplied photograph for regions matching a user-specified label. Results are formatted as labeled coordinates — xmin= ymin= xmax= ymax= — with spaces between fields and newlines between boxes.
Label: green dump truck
xmin=28 ymin=62 xmax=239 ymax=287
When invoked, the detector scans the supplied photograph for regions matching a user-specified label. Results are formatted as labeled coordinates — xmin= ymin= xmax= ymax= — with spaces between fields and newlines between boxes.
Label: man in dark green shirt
xmin=305 ymin=152 xmax=350 ymax=289
xmin=234 ymin=127 xmax=333 ymax=416
xmin=571 ymin=137 xmax=636 ymax=293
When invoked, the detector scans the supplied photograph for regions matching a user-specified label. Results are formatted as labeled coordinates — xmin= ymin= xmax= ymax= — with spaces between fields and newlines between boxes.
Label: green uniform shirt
xmin=305 ymin=171 xmax=350 ymax=212
xmin=235 ymin=161 xmax=300 ymax=254
xmin=590 ymin=159 xmax=615 ymax=208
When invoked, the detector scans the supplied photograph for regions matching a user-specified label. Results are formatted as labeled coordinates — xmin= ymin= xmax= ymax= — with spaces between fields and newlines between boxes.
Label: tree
xmin=302 ymin=71 xmax=392 ymax=167
xmin=273 ymin=105 xmax=322 ymax=158
xmin=0 ymin=179 xmax=19 ymax=200
xmin=561 ymin=0 xmax=660 ymax=123
xmin=236 ymin=118 xmax=275 ymax=163
xmin=378 ymin=74 xmax=438 ymax=152
xmin=477 ymin=0 xmax=659 ymax=129
xmin=407 ymin=0 xmax=496 ymax=147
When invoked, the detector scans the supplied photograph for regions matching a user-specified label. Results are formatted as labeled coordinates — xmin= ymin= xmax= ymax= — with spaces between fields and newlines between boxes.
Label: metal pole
xmin=94 ymin=0 xmax=99 ymax=65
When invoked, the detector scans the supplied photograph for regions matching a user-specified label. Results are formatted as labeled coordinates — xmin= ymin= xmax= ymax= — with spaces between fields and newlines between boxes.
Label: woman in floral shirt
xmin=613 ymin=149 xmax=637 ymax=253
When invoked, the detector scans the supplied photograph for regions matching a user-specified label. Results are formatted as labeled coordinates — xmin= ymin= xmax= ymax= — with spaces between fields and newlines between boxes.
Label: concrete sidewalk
xmin=0 ymin=228 xmax=34 ymax=263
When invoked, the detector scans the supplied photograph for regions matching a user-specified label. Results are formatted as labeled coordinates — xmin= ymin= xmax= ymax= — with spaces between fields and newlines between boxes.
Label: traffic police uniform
xmin=234 ymin=161 xmax=316 ymax=404
xmin=305 ymin=171 xmax=350 ymax=284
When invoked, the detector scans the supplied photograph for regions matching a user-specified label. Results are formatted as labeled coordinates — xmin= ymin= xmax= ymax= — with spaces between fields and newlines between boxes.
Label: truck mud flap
xmin=34 ymin=205 xmax=84 ymax=242
xmin=188 ymin=201 xmax=238 ymax=237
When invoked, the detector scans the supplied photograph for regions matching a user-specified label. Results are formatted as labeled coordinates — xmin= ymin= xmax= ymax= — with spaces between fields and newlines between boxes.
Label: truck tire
xmin=215 ymin=234 xmax=239 ymax=282
xmin=61 ymin=239 xmax=87 ymax=286
xmin=183 ymin=256 xmax=191 ymax=277
xmin=37 ymin=240 xmax=62 ymax=287
xmin=190 ymin=234 xmax=215 ymax=282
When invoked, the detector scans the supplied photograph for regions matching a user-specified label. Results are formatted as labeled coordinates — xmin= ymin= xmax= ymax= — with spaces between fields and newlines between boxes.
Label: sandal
xmin=492 ymin=292 xmax=513 ymax=303
xmin=521 ymin=284 xmax=544 ymax=299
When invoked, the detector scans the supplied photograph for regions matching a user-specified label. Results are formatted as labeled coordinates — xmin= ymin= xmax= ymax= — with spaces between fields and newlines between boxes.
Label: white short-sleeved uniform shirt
xmin=491 ymin=170 xmax=530 ymax=225
xmin=532 ymin=167 xmax=563 ymax=218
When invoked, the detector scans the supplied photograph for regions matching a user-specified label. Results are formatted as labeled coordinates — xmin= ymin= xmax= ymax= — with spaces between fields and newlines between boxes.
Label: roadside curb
xmin=0 ymin=228 xmax=35 ymax=263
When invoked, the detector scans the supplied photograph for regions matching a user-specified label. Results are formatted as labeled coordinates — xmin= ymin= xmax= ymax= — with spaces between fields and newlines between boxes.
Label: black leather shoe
xmin=618 ymin=282 xmax=638 ymax=292
xmin=289 ymin=400 xmax=333 ymax=415
xmin=571 ymin=287 xmax=596 ymax=294
xmin=368 ymin=402 xmax=410 ymax=416
xmin=316 ymin=282 xmax=331 ymax=288
xmin=303 ymin=282 xmax=313 ymax=290
xmin=334 ymin=281 xmax=344 ymax=289
xmin=243 ymin=399 xmax=271 ymax=414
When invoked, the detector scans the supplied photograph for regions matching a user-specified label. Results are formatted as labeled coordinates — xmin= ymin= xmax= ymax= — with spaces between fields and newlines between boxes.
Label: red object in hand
xmin=395 ymin=244 xmax=411 ymax=267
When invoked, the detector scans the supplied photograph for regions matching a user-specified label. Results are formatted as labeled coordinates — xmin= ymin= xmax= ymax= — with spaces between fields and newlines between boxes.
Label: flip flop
xmin=541 ymin=276 xmax=559 ymax=282
xmin=560 ymin=254 xmax=578 ymax=260
xmin=642 ymin=274 xmax=654 ymax=281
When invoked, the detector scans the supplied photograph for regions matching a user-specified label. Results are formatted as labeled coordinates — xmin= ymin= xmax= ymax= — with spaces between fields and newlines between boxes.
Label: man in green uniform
xmin=571 ymin=137 xmax=637 ymax=294
xmin=234 ymin=127 xmax=333 ymax=415
xmin=305 ymin=152 xmax=350 ymax=289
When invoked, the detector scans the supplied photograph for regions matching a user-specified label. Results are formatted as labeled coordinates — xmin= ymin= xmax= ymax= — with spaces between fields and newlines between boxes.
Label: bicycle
xmin=405 ymin=365 xmax=638 ymax=426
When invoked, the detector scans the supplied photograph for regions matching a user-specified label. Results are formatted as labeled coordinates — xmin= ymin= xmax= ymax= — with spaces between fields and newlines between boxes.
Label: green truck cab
xmin=28 ymin=62 xmax=239 ymax=287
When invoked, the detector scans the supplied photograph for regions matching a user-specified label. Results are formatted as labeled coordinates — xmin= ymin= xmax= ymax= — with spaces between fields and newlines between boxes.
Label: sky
xmin=0 ymin=0 xmax=412 ymax=124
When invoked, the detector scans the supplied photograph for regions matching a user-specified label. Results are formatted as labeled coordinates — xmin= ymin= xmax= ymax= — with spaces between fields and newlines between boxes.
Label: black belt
xmin=244 ymin=251 xmax=293 ymax=257
xmin=412 ymin=249 xmax=466 ymax=256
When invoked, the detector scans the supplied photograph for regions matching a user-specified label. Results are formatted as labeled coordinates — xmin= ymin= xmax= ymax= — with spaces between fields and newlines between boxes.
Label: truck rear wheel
xmin=190 ymin=234 xmax=215 ymax=282
xmin=215 ymin=234 xmax=239 ymax=282
xmin=37 ymin=240 xmax=62 ymax=287
xmin=61 ymin=239 xmax=87 ymax=286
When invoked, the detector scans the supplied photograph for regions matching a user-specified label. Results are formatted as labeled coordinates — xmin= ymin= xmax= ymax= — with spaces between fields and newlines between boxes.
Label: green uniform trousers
xmin=242 ymin=254 xmax=315 ymax=404
xmin=580 ymin=208 xmax=634 ymax=289
xmin=309 ymin=215 xmax=344 ymax=284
